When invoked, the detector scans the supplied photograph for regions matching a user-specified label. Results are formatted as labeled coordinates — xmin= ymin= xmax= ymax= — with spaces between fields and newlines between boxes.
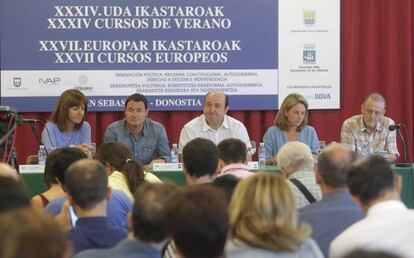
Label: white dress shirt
xmin=179 ymin=114 xmax=251 ymax=150
xmin=330 ymin=200 xmax=414 ymax=258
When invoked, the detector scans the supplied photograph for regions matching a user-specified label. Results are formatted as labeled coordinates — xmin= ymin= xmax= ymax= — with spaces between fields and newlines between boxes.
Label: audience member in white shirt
xmin=330 ymin=155 xmax=414 ymax=258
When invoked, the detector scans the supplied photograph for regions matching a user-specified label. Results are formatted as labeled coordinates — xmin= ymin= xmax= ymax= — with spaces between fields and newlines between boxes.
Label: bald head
xmin=65 ymin=159 xmax=109 ymax=210
xmin=317 ymin=143 xmax=355 ymax=188
xmin=205 ymin=92 xmax=229 ymax=108
xmin=363 ymin=93 xmax=386 ymax=107
xmin=0 ymin=163 xmax=19 ymax=181
xmin=361 ymin=93 xmax=386 ymax=130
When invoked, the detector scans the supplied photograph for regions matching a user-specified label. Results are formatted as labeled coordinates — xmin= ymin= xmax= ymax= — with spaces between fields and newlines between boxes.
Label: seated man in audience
xmin=182 ymin=137 xmax=219 ymax=185
xmin=166 ymin=186 xmax=229 ymax=258
xmin=162 ymin=138 xmax=220 ymax=258
xmin=45 ymin=147 xmax=132 ymax=230
xmin=330 ymin=156 xmax=414 ymax=258
xmin=299 ymin=143 xmax=364 ymax=257
xmin=277 ymin=141 xmax=322 ymax=208
xmin=179 ymin=91 xmax=251 ymax=150
xmin=76 ymin=183 xmax=177 ymax=258
xmin=217 ymin=138 xmax=254 ymax=179
xmin=104 ymin=93 xmax=171 ymax=167
xmin=341 ymin=93 xmax=398 ymax=162
xmin=212 ymin=175 xmax=241 ymax=204
xmin=65 ymin=160 xmax=127 ymax=254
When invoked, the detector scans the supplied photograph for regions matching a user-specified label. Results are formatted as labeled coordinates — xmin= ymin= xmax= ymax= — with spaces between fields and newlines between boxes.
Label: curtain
xmin=12 ymin=0 xmax=414 ymax=164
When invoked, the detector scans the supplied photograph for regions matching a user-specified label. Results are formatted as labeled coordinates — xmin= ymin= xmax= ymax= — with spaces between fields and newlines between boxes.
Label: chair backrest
xmin=26 ymin=155 xmax=38 ymax=165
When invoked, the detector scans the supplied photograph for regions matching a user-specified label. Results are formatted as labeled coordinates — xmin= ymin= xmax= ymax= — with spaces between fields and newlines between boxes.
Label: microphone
xmin=15 ymin=116 xmax=44 ymax=124
xmin=389 ymin=122 xmax=411 ymax=167
xmin=0 ymin=106 xmax=17 ymax=114
xmin=389 ymin=124 xmax=404 ymax=131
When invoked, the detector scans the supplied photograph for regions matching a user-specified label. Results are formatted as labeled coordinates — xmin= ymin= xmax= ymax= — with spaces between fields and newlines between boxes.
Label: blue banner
xmin=1 ymin=0 xmax=279 ymax=111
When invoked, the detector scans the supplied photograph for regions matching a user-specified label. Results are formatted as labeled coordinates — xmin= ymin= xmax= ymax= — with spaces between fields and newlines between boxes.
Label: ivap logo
xmin=39 ymin=77 xmax=61 ymax=85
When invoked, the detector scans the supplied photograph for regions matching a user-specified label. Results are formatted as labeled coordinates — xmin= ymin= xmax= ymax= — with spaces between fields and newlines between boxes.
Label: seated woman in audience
xmin=96 ymin=142 xmax=161 ymax=201
xmin=263 ymin=93 xmax=319 ymax=164
xmin=30 ymin=149 xmax=65 ymax=209
xmin=41 ymin=89 xmax=91 ymax=155
xmin=226 ymin=172 xmax=323 ymax=258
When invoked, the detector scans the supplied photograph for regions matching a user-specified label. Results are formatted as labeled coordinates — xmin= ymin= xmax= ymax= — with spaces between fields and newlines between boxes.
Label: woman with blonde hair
xmin=96 ymin=141 xmax=161 ymax=201
xmin=41 ymin=89 xmax=91 ymax=155
xmin=226 ymin=173 xmax=323 ymax=258
xmin=263 ymin=93 xmax=319 ymax=164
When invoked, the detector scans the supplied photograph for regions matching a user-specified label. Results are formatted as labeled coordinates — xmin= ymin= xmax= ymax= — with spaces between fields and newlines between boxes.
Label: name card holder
xmin=19 ymin=165 xmax=45 ymax=174
xmin=153 ymin=163 xmax=183 ymax=172
xmin=247 ymin=161 xmax=259 ymax=170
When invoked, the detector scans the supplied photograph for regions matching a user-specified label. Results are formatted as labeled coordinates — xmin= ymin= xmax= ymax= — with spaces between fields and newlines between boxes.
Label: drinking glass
xmin=248 ymin=141 xmax=257 ymax=156
xmin=88 ymin=142 xmax=96 ymax=159
xmin=316 ymin=140 xmax=327 ymax=154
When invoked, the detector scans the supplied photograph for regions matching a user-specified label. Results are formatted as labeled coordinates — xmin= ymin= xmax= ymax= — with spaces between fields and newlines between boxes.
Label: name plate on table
xmin=19 ymin=165 xmax=45 ymax=174
xmin=247 ymin=162 xmax=259 ymax=170
xmin=153 ymin=163 xmax=183 ymax=172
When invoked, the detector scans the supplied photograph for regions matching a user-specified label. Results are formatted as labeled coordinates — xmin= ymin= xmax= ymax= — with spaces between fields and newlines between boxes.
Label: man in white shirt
xmin=179 ymin=92 xmax=251 ymax=150
xmin=330 ymin=155 xmax=414 ymax=258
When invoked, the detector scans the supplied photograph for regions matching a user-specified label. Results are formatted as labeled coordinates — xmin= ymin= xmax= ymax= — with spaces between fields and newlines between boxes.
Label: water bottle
xmin=38 ymin=145 xmax=47 ymax=165
xmin=171 ymin=143 xmax=179 ymax=163
xmin=258 ymin=142 xmax=266 ymax=169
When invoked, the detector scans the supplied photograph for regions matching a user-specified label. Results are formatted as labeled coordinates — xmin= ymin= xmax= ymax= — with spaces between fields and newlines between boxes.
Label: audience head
xmin=317 ymin=143 xmax=355 ymax=188
xmin=43 ymin=148 xmax=61 ymax=187
xmin=203 ymin=92 xmax=229 ymax=128
xmin=212 ymin=174 xmax=240 ymax=204
xmin=218 ymin=138 xmax=247 ymax=167
xmin=131 ymin=183 xmax=177 ymax=243
xmin=166 ymin=186 xmax=228 ymax=258
xmin=50 ymin=89 xmax=88 ymax=131
xmin=0 ymin=162 xmax=19 ymax=181
xmin=277 ymin=141 xmax=314 ymax=177
xmin=348 ymin=155 xmax=397 ymax=207
xmin=343 ymin=249 xmax=401 ymax=258
xmin=124 ymin=93 xmax=149 ymax=129
xmin=0 ymin=176 xmax=30 ymax=213
xmin=274 ymin=93 xmax=309 ymax=131
xmin=182 ymin=138 xmax=218 ymax=182
xmin=49 ymin=147 xmax=87 ymax=186
xmin=361 ymin=92 xmax=386 ymax=129
xmin=228 ymin=173 xmax=310 ymax=252
xmin=0 ymin=208 xmax=69 ymax=258
xmin=96 ymin=141 xmax=145 ymax=194
xmin=65 ymin=160 xmax=109 ymax=210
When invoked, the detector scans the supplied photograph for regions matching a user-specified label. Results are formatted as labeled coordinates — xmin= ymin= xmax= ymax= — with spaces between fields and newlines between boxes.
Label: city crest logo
xmin=303 ymin=10 xmax=316 ymax=26
xmin=303 ymin=43 xmax=316 ymax=64
xmin=13 ymin=77 xmax=22 ymax=87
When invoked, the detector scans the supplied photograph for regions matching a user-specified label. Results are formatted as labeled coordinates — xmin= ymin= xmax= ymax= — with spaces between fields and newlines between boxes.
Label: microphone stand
xmin=17 ymin=117 xmax=48 ymax=154
xmin=395 ymin=124 xmax=412 ymax=167
xmin=29 ymin=123 xmax=42 ymax=146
